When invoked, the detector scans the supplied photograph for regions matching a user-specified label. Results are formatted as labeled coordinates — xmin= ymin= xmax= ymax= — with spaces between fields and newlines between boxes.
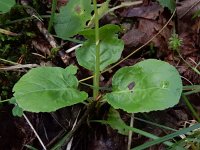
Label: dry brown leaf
xmin=177 ymin=0 xmax=200 ymax=34
xmin=120 ymin=1 xmax=173 ymax=56
xmin=179 ymin=33 xmax=199 ymax=56
xmin=32 ymin=37 xmax=51 ymax=56
xmin=121 ymin=28 xmax=146 ymax=47
xmin=120 ymin=2 xmax=163 ymax=20
xmin=177 ymin=0 xmax=200 ymax=19
xmin=138 ymin=19 xmax=173 ymax=55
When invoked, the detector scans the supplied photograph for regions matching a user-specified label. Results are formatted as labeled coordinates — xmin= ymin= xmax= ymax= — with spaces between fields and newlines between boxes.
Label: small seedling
xmin=169 ymin=33 xmax=182 ymax=52
xmin=168 ymin=32 xmax=200 ymax=75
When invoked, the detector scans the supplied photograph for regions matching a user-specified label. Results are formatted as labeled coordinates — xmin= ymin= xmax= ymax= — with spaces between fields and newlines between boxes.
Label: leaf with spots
xmin=54 ymin=0 xmax=92 ymax=39
xmin=105 ymin=59 xmax=182 ymax=113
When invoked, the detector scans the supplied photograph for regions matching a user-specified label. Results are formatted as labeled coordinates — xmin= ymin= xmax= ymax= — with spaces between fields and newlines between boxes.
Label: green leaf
xmin=25 ymin=145 xmax=38 ymax=150
xmin=79 ymin=24 xmax=122 ymax=40
xmin=157 ymin=0 xmax=175 ymax=12
xmin=9 ymin=97 xmax=23 ymax=117
xmin=8 ymin=97 xmax=17 ymax=104
xmin=13 ymin=65 xmax=88 ymax=112
xmin=87 ymin=0 xmax=110 ymax=27
xmin=93 ymin=107 xmax=129 ymax=135
xmin=0 ymin=0 xmax=15 ymax=13
xmin=105 ymin=59 xmax=182 ymax=113
xmin=12 ymin=105 xmax=23 ymax=117
xmin=76 ymin=24 xmax=124 ymax=71
xmin=193 ymin=9 xmax=200 ymax=19
xmin=54 ymin=0 xmax=92 ymax=39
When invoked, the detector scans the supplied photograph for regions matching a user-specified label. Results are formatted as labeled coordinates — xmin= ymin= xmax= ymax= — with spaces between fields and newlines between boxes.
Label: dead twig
xmin=23 ymin=113 xmax=47 ymax=150
xmin=0 ymin=64 xmax=39 ymax=71
xmin=20 ymin=0 xmax=70 ymax=63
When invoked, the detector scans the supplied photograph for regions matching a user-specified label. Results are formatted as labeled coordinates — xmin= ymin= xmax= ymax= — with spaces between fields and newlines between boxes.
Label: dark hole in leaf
xmin=91 ymin=10 xmax=94 ymax=15
xmin=128 ymin=82 xmax=135 ymax=90
xmin=85 ymin=20 xmax=90 ymax=25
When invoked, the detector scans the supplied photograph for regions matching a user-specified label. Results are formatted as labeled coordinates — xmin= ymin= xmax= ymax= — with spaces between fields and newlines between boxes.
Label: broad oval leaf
xmin=76 ymin=36 xmax=124 ymax=71
xmin=105 ymin=59 xmax=182 ymax=113
xmin=0 ymin=0 xmax=15 ymax=13
xmin=54 ymin=0 xmax=92 ymax=39
xmin=76 ymin=24 xmax=124 ymax=71
xmin=13 ymin=66 xmax=88 ymax=112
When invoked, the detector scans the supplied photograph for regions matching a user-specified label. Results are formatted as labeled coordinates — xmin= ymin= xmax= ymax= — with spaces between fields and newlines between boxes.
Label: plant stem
xmin=182 ymin=94 xmax=200 ymax=122
xmin=93 ymin=0 xmax=100 ymax=99
xmin=48 ymin=0 xmax=57 ymax=32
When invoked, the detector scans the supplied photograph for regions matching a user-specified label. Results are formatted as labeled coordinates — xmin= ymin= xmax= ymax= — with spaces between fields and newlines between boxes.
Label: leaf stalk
xmin=93 ymin=0 xmax=100 ymax=99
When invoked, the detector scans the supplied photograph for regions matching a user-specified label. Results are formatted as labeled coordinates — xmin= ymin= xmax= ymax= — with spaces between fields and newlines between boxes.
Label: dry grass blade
xmin=0 ymin=64 xmax=39 ymax=71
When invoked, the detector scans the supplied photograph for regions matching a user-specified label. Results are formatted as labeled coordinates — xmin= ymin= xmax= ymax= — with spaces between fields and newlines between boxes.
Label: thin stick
xmin=65 ymin=44 xmax=83 ymax=53
xmin=179 ymin=0 xmax=200 ymax=19
xmin=66 ymin=109 xmax=81 ymax=150
xmin=0 ymin=64 xmax=39 ymax=71
xmin=48 ymin=0 xmax=57 ymax=32
xmin=108 ymin=1 xmax=142 ymax=13
xmin=0 ymin=28 xmax=19 ymax=36
xmin=23 ymin=113 xmax=47 ymax=150
xmin=127 ymin=113 xmax=134 ymax=150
